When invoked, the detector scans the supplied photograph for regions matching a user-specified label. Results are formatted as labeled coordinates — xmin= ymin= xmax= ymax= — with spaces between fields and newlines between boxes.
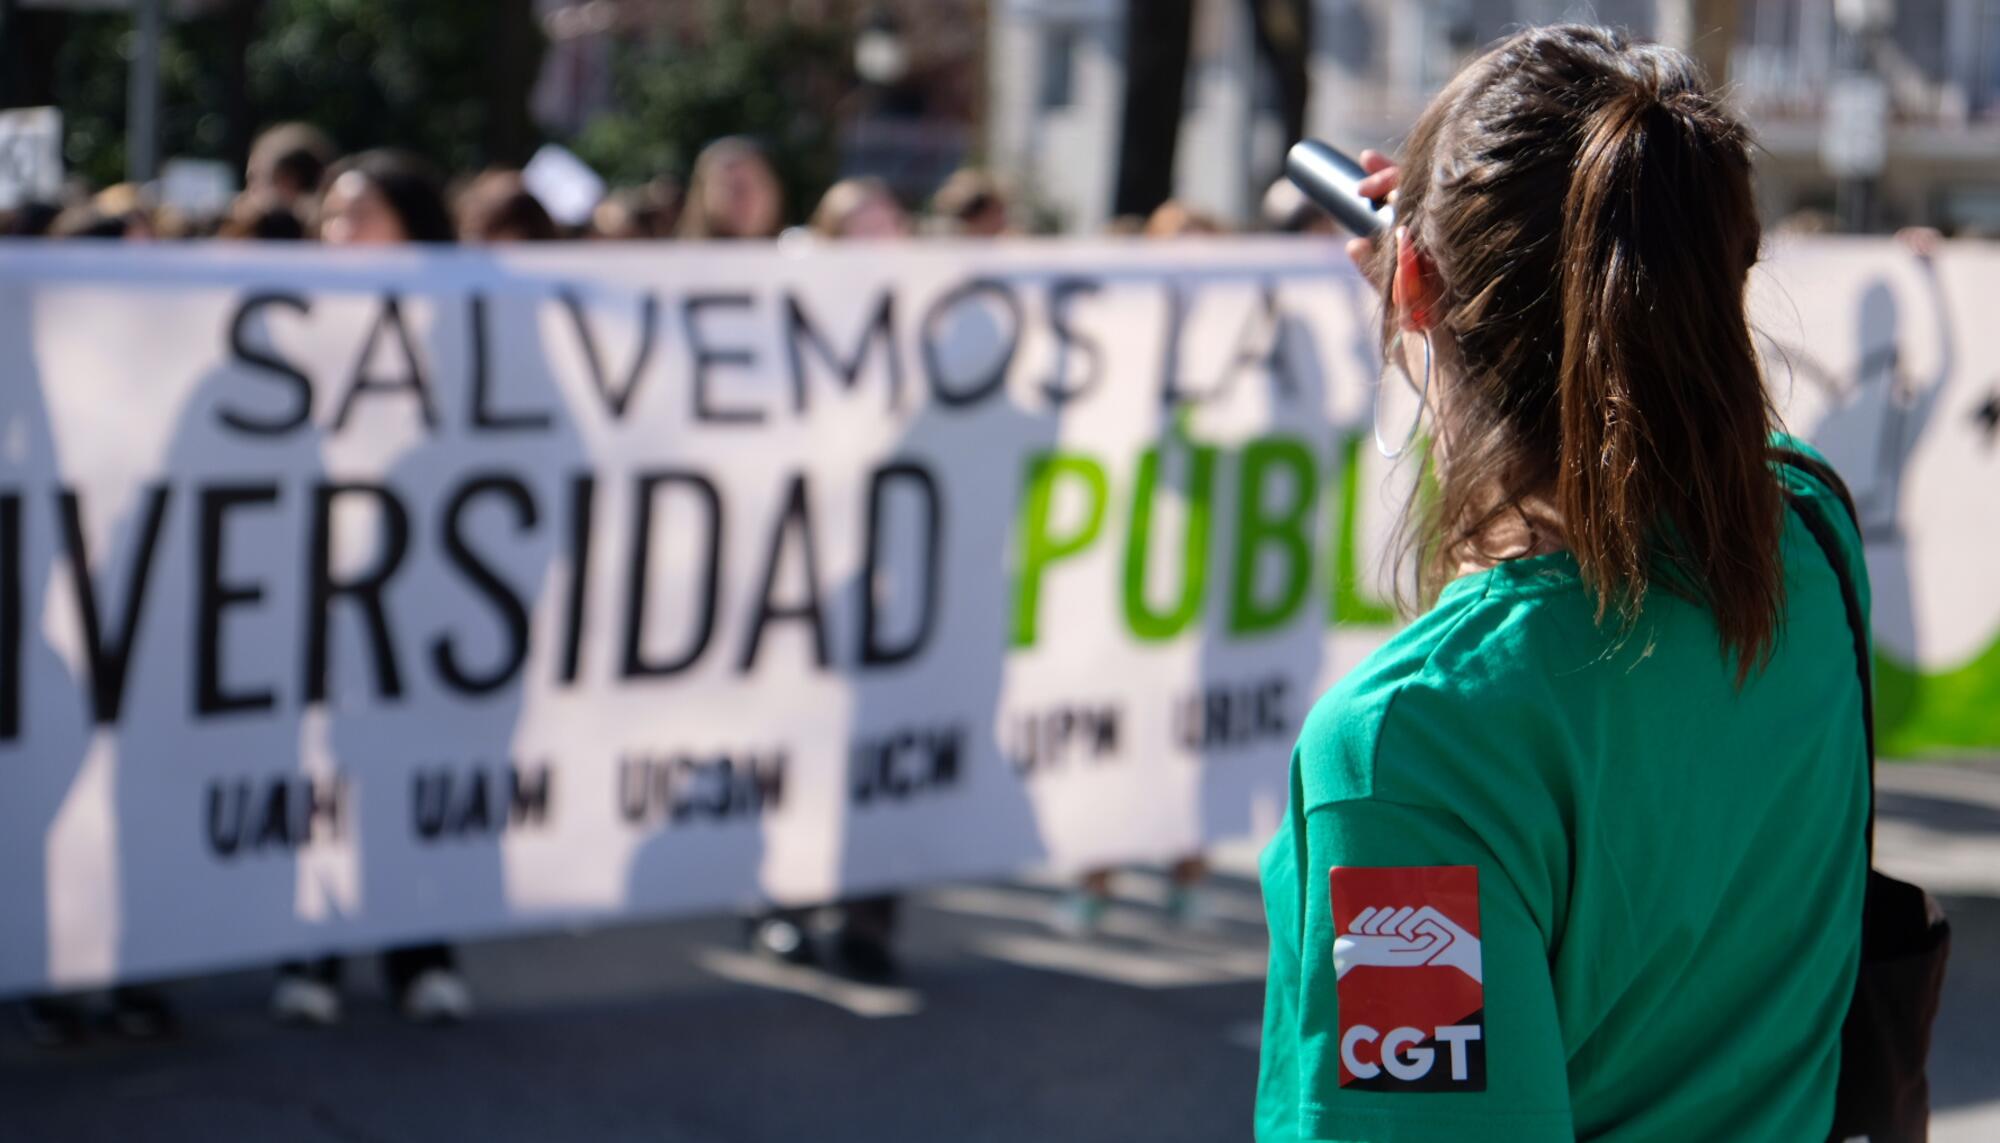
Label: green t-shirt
xmin=1257 ymin=443 xmax=1870 ymax=1141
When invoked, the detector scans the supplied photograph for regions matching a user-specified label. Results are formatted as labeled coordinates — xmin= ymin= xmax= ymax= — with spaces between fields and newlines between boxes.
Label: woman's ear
xmin=1394 ymin=227 xmax=1439 ymax=331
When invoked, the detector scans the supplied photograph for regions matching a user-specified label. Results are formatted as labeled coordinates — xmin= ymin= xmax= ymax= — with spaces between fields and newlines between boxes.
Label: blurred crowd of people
xmin=3 ymin=121 xmax=1332 ymax=1050
xmin=0 ymin=121 xmax=1337 ymax=252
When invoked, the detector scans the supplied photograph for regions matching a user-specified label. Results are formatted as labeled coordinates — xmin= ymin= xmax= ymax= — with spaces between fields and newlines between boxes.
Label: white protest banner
xmin=1750 ymin=237 xmax=2000 ymax=758
xmin=0 ymin=236 xmax=1992 ymax=994
xmin=0 ymin=239 xmax=1402 ymax=993
xmin=0 ymin=108 xmax=62 ymax=212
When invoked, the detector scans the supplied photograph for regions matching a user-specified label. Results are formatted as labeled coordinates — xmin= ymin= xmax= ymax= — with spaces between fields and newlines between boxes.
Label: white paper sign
xmin=0 ymin=108 xmax=62 ymax=212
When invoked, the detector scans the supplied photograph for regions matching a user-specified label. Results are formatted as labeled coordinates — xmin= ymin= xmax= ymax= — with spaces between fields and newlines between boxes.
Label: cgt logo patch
xmin=1330 ymin=865 xmax=1485 ymax=1092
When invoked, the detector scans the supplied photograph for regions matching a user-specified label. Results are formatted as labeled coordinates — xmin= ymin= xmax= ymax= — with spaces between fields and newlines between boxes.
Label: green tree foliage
xmin=572 ymin=13 xmax=846 ymax=226
xmin=49 ymin=12 xmax=234 ymax=187
xmin=45 ymin=0 xmax=541 ymax=189
xmin=244 ymin=0 xmax=539 ymax=173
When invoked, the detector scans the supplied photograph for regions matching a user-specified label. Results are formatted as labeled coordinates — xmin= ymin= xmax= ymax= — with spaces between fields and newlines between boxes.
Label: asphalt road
xmin=2 ymin=762 xmax=1996 ymax=1143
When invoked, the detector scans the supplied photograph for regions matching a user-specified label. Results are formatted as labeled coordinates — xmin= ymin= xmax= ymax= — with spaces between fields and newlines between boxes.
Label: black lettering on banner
xmin=1217 ymin=285 xmax=1299 ymax=401
xmin=221 ymin=291 xmax=314 ymax=435
xmin=617 ymin=751 xmax=786 ymax=825
xmin=1175 ymin=675 xmax=1292 ymax=750
xmin=59 ymin=485 xmax=170 ymax=725
xmin=560 ymin=289 xmax=659 ymax=421
xmin=617 ymin=758 xmax=647 ymax=823
xmin=859 ymin=461 xmax=942 ymax=668
xmin=1008 ymin=703 xmax=1123 ymax=775
xmin=1041 ymin=276 xmax=1105 ymax=405
xmin=412 ymin=763 xmax=550 ymax=841
xmin=1158 ymin=282 xmax=1214 ymax=408
xmin=303 ymin=774 xmax=345 ymax=841
xmin=432 ymin=474 xmax=537 ymax=695
xmin=195 ymin=484 xmax=281 ymax=716
xmin=1205 ymin=690 xmax=1230 ymax=744
xmin=621 ymin=470 xmax=723 ymax=678
xmin=921 ymin=278 xmax=1022 ymax=408
xmin=852 ymin=724 xmax=964 ymax=805
xmin=510 ymin=765 xmax=552 ymax=825
xmin=1161 ymin=281 xmax=1298 ymax=408
xmin=332 ymin=295 xmax=439 ymax=432
xmin=459 ymin=770 xmax=492 ymax=833
xmin=252 ymin=780 xmax=293 ymax=849
xmin=207 ymin=781 xmax=241 ymax=856
xmin=304 ymin=484 xmax=411 ymax=704
xmin=672 ymin=758 xmax=721 ymax=821
xmin=784 ymin=289 xmax=902 ymax=413
xmin=1093 ymin=707 xmax=1121 ymax=754
xmin=413 ymin=767 xmax=466 ymax=839
xmin=208 ymin=774 xmax=345 ymax=858
xmin=468 ymin=294 xmax=554 ymax=432
xmin=0 ymin=495 xmax=19 ymax=740
xmin=559 ymin=474 xmax=595 ymax=684
xmin=739 ymin=475 xmax=829 ymax=672
xmin=685 ymin=292 xmax=764 ymax=424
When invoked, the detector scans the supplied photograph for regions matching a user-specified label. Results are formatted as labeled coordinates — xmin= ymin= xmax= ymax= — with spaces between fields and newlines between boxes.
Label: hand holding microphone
xmin=1284 ymin=141 xmax=1400 ymax=277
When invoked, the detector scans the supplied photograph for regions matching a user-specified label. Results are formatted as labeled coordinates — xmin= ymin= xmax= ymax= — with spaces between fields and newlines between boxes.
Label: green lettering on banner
xmin=1876 ymin=635 xmax=2000 ymax=757
xmin=1122 ymin=443 xmax=1216 ymax=642
xmin=1331 ymin=431 xmax=1397 ymax=626
xmin=1011 ymin=452 xmax=1108 ymax=647
xmin=1228 ymin=436 xmax=1316 ymax=636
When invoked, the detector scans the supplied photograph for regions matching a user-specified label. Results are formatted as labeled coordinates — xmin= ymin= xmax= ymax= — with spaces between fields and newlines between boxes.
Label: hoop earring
xmin=1374 ymin=328 xmax=1433 ymax=461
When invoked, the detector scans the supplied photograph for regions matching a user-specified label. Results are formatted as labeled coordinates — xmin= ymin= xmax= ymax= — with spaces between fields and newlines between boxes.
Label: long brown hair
xmin=1383 ymin=24 xmax=1782 ymax=681
xmin=678 ymin=136 xmax=785 ymax=240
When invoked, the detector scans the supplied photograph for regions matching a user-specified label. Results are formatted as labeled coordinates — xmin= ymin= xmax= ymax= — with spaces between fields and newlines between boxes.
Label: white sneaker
xmin=1050 ymin=892 xmax=1109 ymax=939
xmin=1165 ymin=885 xmax=1216 ymax=930
xmin=400 ymin=968 xmax=473 ymax=1024
xmin=271 ymin=973 xmax=342 ymax=1026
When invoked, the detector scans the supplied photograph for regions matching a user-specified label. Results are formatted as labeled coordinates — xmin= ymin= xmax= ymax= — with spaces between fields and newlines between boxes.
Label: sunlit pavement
xmin=1873 ymin=761 xmax=2000 ymax=1143
xmin=2 ymin=761 xmax=1994 ymax=1143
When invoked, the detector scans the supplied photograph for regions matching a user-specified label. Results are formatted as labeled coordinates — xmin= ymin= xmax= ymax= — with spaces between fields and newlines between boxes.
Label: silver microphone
xmin=1285 ymin=140 xmax=1394 ymax=239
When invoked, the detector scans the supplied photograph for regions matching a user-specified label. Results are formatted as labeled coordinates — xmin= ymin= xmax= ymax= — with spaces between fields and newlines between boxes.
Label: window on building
xmin=1892 ymin=0 xmax=1949 ymax=87
xmin=1040 ymin=26 xmax=1079 ymax=110
xmin=1253 ymin=56 xmax=1279 ymax=113
xmin=1978 ymin=0 xmax=2000 ymax=116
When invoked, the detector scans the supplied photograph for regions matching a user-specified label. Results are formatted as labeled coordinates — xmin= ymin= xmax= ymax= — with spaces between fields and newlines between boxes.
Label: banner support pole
xmin=126 ymin=0 xmax=164 ymax=185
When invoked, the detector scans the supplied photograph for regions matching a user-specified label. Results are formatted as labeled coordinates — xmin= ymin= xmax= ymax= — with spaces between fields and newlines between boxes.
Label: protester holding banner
xmin=245 ymin=123 xmax=338 ymax=217
xmin=268 ymin=150 xmax=474 ymax=1026
xmin=14 ymin=206 xmax=176 ymax=1048
xmin=929 ymin=168 xmax=1012 ymax=238
xmin=809 ymin=177 xmax=912 ymax=241
xmin=1258 ymin=25 xmax=1868 ymax=1140
xmin=740 ymin=177 xmax=922 ymax=981
xmin=675 ymin=136 xmax=785 ymax=241
xmin=317 ymin=149 xmax=456 ymax=248
xmin=455 ymin=169 xmax=561 ymax=244
xmin=1055 ymin=199 xmax=1225 ymax=940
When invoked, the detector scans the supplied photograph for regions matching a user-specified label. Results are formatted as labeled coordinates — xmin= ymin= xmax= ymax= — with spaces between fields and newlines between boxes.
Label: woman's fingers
xmin=1346 ymin=236 xmax=1376 ymax=275
xmin=1355 ymin=149 xmax=1400 ymax=202
xmin=1345 ymin=150 xmax=1396 ymax=280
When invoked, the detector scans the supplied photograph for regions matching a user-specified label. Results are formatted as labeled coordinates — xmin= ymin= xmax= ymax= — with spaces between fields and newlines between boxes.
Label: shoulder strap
xmin=1772 ymin=447 xmax=1875 ymax=862
xmin=1773 ymin=445 xmax=1862 ymax=529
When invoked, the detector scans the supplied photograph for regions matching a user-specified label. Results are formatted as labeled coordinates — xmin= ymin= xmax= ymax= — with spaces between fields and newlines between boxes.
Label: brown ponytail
xmin=1384 ymin=26 xmax=1783 ymax=682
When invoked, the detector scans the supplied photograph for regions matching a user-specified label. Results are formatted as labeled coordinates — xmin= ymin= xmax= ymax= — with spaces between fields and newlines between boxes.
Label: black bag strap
xmin=1771 ymin=446 xmax=1875 ymax=863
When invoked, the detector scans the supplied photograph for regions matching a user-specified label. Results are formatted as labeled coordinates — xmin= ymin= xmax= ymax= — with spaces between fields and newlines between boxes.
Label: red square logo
xmin=1329 ymin=865 xmax=1485 ymax=1091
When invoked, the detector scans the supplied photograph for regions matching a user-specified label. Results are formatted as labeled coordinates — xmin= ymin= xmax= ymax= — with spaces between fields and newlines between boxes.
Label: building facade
xmin=990 ymin=0 xmax=2000 ymax=232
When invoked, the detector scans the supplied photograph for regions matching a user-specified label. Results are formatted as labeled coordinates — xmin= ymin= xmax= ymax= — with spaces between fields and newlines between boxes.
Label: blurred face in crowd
xmin=836 ymin=193 xmax=911 ymax=239
xmin=959 ymin=200 xmax=1008 ymax=237
xmin=710 ymin=154 xmax=782 ymax=239
xmin=320 ymin=170 xmax=408 ymax=245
